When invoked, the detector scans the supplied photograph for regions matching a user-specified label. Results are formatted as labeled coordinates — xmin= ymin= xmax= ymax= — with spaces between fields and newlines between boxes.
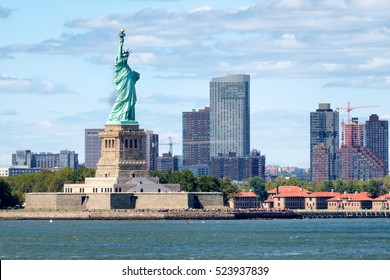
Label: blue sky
xmin=1 ymin=0 xmax=390 ymax=168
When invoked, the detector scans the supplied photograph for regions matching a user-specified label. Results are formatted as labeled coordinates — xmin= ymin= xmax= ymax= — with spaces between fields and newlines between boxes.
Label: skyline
xmin=1 ymin=0 xmax=390 ymax=168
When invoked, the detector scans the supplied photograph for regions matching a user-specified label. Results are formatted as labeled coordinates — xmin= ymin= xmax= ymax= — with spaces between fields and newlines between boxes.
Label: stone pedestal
xmin=95 ymin=124 xmax=148 ymax=180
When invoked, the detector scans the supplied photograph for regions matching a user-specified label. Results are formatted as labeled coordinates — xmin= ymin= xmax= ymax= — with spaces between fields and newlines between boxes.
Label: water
xmin=0 ymin=219 xmax=389 ymax=260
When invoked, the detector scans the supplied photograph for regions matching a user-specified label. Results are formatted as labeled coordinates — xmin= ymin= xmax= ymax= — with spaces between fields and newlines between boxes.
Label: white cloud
xmin=359 ymin=58 xmax=390 ymax=70
xmin=0 ymin=74 xmax=75 ymax=94
xmin=190 ymin=5 xmax=213 ymax=13
xmin=2 ymin=1 xmax=390 ymax=81
xmin=324 ymin=76 xmax=390 ymax=89
xmin=36 ymin=120 xmax=55 ymax=129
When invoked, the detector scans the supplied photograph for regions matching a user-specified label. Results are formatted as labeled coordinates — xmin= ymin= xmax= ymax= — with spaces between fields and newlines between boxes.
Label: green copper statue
xmin=107 ymin=29 xmax=140 ymax=124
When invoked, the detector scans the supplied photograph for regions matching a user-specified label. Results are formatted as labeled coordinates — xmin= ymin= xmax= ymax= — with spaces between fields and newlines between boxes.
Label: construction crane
xmin=159 ymin=137 xmax=180 ymax=155
xmin=336 ymin=101 xmax=378 ymax=123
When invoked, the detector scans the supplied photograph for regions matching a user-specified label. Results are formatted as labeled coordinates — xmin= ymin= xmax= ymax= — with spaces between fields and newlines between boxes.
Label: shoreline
xmin=0 ymin=209 xmax=300 ymax=220
xmin=0 ymin=209 xmax=389 ymax=220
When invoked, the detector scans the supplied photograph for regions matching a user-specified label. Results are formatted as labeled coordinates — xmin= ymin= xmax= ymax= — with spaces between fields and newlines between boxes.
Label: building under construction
xmin=335 ymin=117 xmax=387 ymax=180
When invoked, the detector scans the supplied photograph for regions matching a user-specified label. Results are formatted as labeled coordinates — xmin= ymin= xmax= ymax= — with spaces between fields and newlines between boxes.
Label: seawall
xmin=0 ymin=210 xmax=302 ymax=220
xmin=3 ymin=210 xmax=388 ymax=220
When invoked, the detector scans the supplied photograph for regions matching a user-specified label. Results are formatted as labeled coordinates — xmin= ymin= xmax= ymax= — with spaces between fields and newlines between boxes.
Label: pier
xmin=297 ymin=210 xmax=390 ymax=219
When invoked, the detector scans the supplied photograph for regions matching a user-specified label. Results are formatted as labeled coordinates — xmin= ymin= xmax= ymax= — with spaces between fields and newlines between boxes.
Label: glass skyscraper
xmin=210 ymin=74 xmax=250 ymax=158
xmin=310 ymin=103 xmax=339 ymax=182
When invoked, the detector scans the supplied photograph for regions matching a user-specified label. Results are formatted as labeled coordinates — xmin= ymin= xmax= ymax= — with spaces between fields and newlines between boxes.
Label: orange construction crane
xmin=336 ymin=101 xmax=378 ymax=123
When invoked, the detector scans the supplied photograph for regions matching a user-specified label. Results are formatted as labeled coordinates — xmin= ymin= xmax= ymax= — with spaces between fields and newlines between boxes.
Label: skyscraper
xmin=210 ymin=74 xmax=250 ymax=158
xmin=144 ymin=130 xmax=159 ymax=171
xmin=182 ymin=107 xmax=210 ymax=166
xmin=157 ymin=152 xmax=179 ymax=173
xmin=210 ymin=150 xmax=266 ymax=181
xmin=310 ymin=103 xmax=339 ymax=182
xmin=366 ymin=114 xmax=388 ymax=174
xmin=336 ymin=117 xmax=386 ymax=180
xmin=341 ymin=117 xmax=364 ymax=148
xmin=59 ymin=150 xmax=79 ymax=169
xmin=85 ymin=128 xmax=104 ymax=169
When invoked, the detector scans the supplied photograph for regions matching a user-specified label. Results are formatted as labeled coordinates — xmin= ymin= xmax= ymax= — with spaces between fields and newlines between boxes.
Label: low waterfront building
xmin=273 ymin=190 xmax=310 ymax=210
xmin=372 ymin=194 xmax=390 ymax=211
xmin=269 ymin=186 xmax=311 ymax=210
xmin=234 ymin=192 xmax=261 ymax=209
xmin=304 ymin=192 xmax=340 ymax=210
xmin=327 ymin=192 xmax=373 ymax=210
xmin=267 ymin=186 xmax=340 ymax=210
xmin=267 ymin=185 xmax=305 ymax=197
xmin=263 ymin=197 xmax=274 ymax=209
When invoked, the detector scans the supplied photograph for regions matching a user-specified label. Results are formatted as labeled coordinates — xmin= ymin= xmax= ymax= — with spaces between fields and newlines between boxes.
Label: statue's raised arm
xmin=118 ymin=29 xmax=125 ymax=59
xmin=107 ymin=28 xmax=140 ymax=124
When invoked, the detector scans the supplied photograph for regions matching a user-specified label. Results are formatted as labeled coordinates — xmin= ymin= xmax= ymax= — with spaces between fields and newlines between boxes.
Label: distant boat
xmin=49 ymin=219 xmax=53 ymax=223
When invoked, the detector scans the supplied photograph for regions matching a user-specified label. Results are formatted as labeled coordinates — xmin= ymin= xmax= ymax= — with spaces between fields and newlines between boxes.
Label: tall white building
xmin=210 ymin=74 xmax=250 ymax=157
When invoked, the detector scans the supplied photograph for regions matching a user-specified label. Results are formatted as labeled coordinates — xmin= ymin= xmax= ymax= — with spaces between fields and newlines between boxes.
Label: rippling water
xmin=0 ymin=219 xmax=389 ymax=260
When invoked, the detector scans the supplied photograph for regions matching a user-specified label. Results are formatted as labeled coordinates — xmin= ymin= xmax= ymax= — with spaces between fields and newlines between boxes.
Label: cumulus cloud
xmin=0 ymin=74 xmax=76 ymax=94
xmin=2 ymin=0 xmax=390 ymax=82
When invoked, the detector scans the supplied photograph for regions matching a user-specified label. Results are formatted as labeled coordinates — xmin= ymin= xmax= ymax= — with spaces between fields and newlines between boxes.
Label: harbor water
xmin=0 ymin=219 xmax=389 ymax=260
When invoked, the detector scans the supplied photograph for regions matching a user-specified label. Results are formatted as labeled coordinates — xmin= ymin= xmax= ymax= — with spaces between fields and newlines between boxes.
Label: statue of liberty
xmin=107 ymin=29 xmax=140 ymax=124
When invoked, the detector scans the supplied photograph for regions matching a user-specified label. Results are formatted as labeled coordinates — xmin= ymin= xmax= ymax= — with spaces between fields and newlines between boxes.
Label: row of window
xmin=104 ymin=139 xmax=140 ymax=149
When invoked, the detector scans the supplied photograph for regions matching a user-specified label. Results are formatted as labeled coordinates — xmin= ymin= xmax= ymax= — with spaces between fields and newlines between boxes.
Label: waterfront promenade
xmin=1 ymin=209 xmax=389 ymax=220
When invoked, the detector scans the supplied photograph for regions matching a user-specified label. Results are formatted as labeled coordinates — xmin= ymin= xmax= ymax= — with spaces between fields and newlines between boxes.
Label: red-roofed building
xmin=234 ymin=192 xmax=261 ymax=209
xmin=266 ymin=186 xmax=341 ymax=210
xmin=272 ymin=187 xmax=311 ymax=210
xmin=304 ymin=192 xmax=340 ymax=210
xmin=268 ymin=185 xmax=307 ymax=196
xmin=372 ymin=194 xmax=390 ymax=211
xmin=263 ymin=197 xmax=275 ymax=209
xmin=327 ymin=192 xmax=373 ymax=210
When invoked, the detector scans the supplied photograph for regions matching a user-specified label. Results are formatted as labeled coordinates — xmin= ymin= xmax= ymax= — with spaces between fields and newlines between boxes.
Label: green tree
xmin=248 ymin=177 xmax=268 ymax=204
xmin=149 ymin=170 xmax=167 ymax=183
xmin=178 ymin=169 xmax=197 ymax=192
xmin=0 ymin=178 xmax=18 ymax=207
xmin=196 ymin=176 xmax=220 ymax=192
xmin=219 ymin=177 xmax=239 ymax=206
